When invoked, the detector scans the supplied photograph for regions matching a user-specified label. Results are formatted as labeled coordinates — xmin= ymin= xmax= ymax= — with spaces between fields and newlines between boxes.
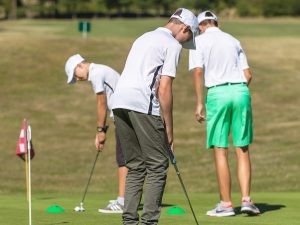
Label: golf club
xmin=167 ymin=146 xmax=200 ymax=225
xmin=74 ymin=150 xmax=100 ymax=212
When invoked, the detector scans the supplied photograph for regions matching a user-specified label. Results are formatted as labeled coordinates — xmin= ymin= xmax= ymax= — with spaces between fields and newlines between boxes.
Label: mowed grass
xmin=0 ymin=18 xmax=299 ymax=224
xmin=0 ymin=192 xmax=299 ymax=225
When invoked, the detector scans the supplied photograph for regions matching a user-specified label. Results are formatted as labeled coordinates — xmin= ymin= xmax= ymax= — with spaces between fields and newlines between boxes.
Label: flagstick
xmin=27 ymin=125 xmax=32 ymax=225
xmin=25 ymin=154 xmax=29 ymax=201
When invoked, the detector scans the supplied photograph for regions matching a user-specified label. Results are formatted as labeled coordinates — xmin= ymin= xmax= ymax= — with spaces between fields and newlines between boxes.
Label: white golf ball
xmin=74 ymin=206 xmax=81 ymax=212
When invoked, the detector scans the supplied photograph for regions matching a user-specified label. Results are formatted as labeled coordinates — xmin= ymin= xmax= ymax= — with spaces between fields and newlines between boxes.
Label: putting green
xmin=0 ymin=192 xmax=298 ymax=225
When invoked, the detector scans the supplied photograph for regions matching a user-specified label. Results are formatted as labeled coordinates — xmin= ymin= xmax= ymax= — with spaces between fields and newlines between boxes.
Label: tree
xmin=103 ymin=0 xmax=121 ymax=15
xmin=161 ymin=0 xmax=172 ymax=15
xmin=262 ymin=0 xmax=300 ymax=16
xmin=236 ymin=0 xmax=262 ymax=17
xmin=57 ymin=0 xmax=87 ymax=18
xmin=9 ymin=0 xmax=17 ymax=18
xmin=193 ymin=0 xmax=213 ymax=12
xmin=120 ymin=0 xmax=133 ymax=13
xmin=0 ymin=0 xmax=20 ymax=19
xmin=134 ymin=0 xmax=152 ymax=15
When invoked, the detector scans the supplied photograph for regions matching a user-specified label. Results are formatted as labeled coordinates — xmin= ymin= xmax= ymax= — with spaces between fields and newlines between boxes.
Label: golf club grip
xmin=167 ymin=145 xmax=176 ymax=165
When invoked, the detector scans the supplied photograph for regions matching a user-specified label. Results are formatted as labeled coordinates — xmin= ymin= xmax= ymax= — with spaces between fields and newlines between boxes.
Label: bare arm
xmin=95 ymin=92 xmax=108 ymax=151
xmin=193 ymin=67 xmax=206 ymax=123
xmin=158 ymin=75 xmax=174 ymax=148
xmin=243 ymin=68 xmax=253 ymax=86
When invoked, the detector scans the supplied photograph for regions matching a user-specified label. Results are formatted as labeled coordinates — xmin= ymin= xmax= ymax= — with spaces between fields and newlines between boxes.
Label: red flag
xmin=16 ymin=119 xmax=34 ymax=160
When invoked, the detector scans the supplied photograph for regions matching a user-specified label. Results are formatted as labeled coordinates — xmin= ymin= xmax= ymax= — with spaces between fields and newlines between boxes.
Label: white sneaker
xmin=98 ymin=200 xmax=124 ymax=213
xmin=241 ymin=200 xmax=260 ymax=215
xmin=206 ymin=203 xmax=235 ymax=217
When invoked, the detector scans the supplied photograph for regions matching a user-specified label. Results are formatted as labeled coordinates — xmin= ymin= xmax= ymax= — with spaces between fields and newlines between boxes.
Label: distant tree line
xmin=0 ymin=0 xmax=300 ymax=19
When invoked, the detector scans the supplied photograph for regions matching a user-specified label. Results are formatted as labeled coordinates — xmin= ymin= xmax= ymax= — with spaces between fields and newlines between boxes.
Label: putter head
xmin=74 ymin=202 xmax=85 ymax=212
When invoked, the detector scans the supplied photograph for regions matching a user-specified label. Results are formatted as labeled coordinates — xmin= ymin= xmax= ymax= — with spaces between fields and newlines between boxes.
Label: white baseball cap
xmin=64 ymin=54 xmax=85 ymax=84
xmin=197 ymin=10 xmax=218 ymax=24
xmin=170 ymin=8 xmax=198 ymax=50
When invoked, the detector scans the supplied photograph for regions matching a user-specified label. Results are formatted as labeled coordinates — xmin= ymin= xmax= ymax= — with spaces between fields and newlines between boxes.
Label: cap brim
xmin=182 ymin=33 xmax=196 ymax=50
xmin=67 ymin=74 xmax=76 ymax=84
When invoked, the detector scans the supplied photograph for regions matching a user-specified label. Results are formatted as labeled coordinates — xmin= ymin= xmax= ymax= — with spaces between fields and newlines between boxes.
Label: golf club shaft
xmin=81 ymin=151 xmax=100 ymax=203
xmin=173 ymin=164 xmax=199 ymax=225
xmin=167 ymin=146 xmax=199 ymax=225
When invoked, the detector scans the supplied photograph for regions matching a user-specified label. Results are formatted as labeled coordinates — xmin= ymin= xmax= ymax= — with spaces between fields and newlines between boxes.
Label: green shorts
xmin=206 ymin=83 xmax=253 ymax=149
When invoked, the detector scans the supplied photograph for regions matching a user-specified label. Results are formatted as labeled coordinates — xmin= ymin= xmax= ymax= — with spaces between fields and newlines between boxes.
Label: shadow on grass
xmin=46 ymin=222 xmax=69 ymax=225
xmin=138 ymin=203 xmax=175 ymax=210
xmin=235 ymin=203 xmax=286 ymax=216
xmin=36 ymin=196 xmax=57 ymax=200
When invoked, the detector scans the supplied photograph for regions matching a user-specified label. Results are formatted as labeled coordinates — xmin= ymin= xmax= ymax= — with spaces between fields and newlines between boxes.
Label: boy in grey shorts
xmin=64 ymin=54 xmax=127 ymax=213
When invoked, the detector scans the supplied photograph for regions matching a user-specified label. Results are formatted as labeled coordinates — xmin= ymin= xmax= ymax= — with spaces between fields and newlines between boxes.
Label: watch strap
xmin=97 ymin=125 xmax=109 ymax=133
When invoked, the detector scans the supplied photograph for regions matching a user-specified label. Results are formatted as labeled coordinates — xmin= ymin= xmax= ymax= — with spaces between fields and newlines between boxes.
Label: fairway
xmin=0 ymin=18 xmax=300 ymax=224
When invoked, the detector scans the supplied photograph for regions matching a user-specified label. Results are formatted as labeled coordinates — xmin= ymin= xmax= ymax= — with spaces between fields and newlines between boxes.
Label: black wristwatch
xmin=97 ymin=125 xmax=109 ymax=133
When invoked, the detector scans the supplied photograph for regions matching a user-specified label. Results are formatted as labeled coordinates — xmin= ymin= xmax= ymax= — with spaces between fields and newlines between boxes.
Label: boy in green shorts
xmin=189 ymin=10 xmax=260 ymax=217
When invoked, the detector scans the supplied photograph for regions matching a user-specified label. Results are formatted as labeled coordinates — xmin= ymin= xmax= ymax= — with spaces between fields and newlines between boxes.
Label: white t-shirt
xmin=88 ymin=63 xmax=120 ymax=114
xmin=112 ymin=27 xmax=182 ymax=116
xmin=189 ymin=27 xmax=249 ymax=87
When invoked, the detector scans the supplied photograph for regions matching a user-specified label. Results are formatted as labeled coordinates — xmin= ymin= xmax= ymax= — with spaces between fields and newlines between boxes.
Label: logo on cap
xmin=174 ymin=8 xmax=183 ymax=18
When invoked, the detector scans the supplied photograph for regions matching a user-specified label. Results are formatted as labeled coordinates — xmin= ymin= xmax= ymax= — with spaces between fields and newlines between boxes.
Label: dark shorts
xmin=115 ymin=127 xmax=126 ymax=167
xmin=113 ymin=108 xmax=169 ymax=169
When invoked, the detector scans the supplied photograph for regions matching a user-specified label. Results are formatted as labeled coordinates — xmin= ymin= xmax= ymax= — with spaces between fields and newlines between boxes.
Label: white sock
xmin=220 ymin=201 xmax=232 ymax=207
xmin=117 ymin=197 xmax=124 ymax=206
xmin=242 ymin=196 xmax=251 ymax=202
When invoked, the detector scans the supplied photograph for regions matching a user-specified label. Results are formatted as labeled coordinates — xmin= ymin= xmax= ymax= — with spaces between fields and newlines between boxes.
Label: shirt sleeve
xmin=189 ymin=42 xmax=204 ymax=71
xmin=161 ymin=43 xmax=182 ymax=77
xmin=237 ymin=42 xmax=249 ymax=70
xmin=91 ymin=73 xmax=105 ymax=94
